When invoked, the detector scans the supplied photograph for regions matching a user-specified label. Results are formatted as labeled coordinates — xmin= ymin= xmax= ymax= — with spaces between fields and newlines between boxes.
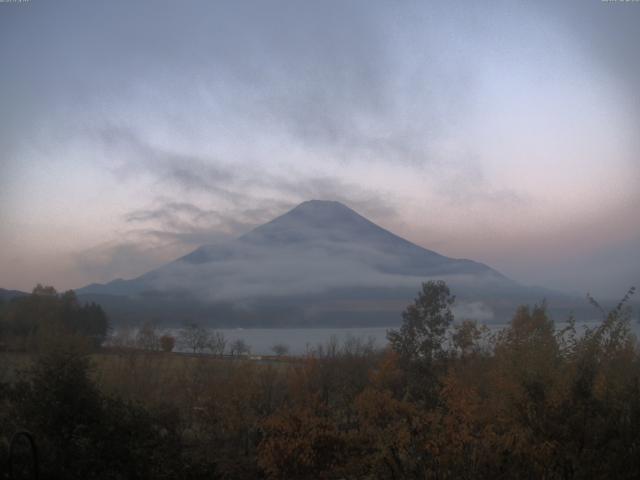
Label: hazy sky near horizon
xmin=1 ymin=0 xmax=639 ymax=298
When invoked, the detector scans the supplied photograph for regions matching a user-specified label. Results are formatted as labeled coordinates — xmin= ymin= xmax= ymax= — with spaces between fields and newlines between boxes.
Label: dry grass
xmin=0 ymin=351 xmax=33 ymax=383
xmin=1 ymin=349 xmax=294 ymax=413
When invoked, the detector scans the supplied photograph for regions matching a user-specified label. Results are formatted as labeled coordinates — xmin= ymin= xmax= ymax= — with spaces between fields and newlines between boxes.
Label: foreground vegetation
xmin=1 ymin=282 xmax=638 ymax=479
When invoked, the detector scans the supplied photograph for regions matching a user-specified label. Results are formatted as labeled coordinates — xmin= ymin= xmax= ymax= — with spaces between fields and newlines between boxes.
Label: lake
xmin=137 ymin=319 xmax=640 ymax=356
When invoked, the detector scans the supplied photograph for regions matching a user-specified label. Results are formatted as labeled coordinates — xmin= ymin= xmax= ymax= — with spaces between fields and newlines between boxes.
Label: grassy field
xmin=1 ymin=349 xmax=293 ymax=409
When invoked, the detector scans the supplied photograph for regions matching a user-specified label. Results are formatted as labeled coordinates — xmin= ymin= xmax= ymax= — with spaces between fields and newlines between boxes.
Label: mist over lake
xmin=114 ymin=320 xmax=640 ymax=356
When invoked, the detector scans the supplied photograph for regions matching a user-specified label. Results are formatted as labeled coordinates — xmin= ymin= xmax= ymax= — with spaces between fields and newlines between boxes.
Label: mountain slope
xmin=77 ymin=200 xmax=579 ymax=326
xmin=0 ymin=288 xmax=28 ymax=302
xmin=80 ymin=200 xmax=512 ymax=296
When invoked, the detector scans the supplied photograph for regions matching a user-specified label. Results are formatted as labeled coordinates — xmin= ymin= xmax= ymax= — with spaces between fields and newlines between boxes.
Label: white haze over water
xmin=116 ymin=320 xmax=640 ymax=356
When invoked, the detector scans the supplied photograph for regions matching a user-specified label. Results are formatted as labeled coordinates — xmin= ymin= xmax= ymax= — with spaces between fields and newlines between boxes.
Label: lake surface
xmin=145 ymin=319 xmax=640 ymax=356
xmin=167 ymin=327 xmax=392 ymax=355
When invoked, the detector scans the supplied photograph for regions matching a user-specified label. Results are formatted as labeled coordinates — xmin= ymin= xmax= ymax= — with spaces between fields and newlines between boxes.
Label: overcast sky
xmin=1 ymin=0 xmax=639 ymax=298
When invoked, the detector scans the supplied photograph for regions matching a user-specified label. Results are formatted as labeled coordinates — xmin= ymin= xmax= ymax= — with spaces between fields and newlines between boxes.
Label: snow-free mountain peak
xmin=74 ymin=200 xmax=569 ymax=326
xmin=239 ymin=199 xmax=391 ymax=245
xmin=82 ymin=200 xmax=513 ymax=294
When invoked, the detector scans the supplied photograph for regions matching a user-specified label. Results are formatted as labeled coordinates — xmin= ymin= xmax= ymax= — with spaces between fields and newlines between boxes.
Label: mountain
xmin=0 ymin=288 xmax=28 ymax=302
xmin=77 ymin=200 xmax=584 ymax=326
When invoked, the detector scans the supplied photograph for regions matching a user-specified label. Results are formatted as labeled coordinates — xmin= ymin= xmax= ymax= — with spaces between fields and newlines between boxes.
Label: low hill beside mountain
xmin=0 ymin=288 xmax=28 ymax=302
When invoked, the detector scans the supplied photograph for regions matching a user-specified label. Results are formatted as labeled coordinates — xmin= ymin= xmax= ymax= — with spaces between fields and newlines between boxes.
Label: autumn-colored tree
xmin=351 ymin=386 xmax=427 ymax=478
xmin=259 ymin=399 xmax=346 ymax=479
xmin=159 ymin=334 xmax=176 ymax=352
xmin=196 ymin=361 xmax=282 ymax=478
xmin=451 ymin=319 xmax=488 ymax=358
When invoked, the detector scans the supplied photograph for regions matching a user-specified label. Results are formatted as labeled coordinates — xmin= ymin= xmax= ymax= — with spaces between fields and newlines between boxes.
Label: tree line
xmin=110 ymin=322 xmax=252 ymax=357
xmin=0 ymin=286 xmax=257 ymax=357
xmin=0 ymin=284 xmax=109 ymax=351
